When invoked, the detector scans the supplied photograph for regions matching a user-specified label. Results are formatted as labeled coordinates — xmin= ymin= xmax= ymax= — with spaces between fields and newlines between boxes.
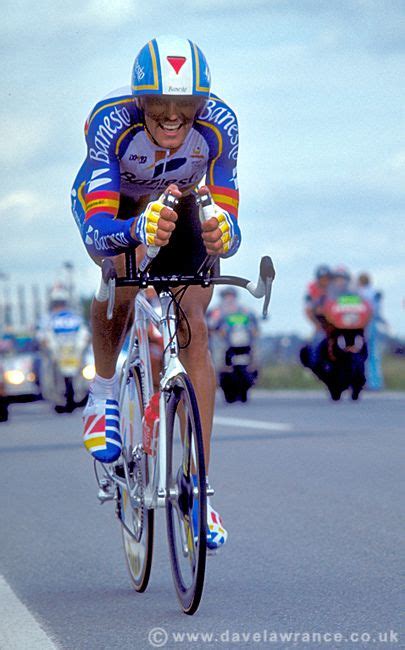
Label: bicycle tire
xmin=165 ymin=372 xmax=207 ymax=615
xmin=119 ymin=365 xmax=154 ymax=592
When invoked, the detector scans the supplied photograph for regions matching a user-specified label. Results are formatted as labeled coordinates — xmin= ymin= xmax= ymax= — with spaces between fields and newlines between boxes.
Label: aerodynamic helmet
xmin=131 ymin=35 xmax=211 ymax=98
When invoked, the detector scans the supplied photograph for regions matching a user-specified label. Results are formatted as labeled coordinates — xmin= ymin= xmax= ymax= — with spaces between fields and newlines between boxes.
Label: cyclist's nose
xmin=165 ymin=101 xmax=180 ymax=120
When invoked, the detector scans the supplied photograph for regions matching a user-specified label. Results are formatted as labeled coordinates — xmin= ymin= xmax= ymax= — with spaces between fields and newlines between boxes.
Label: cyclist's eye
xmin=179 ymin=100 xmax=199 ymax=110
xmin=144 ymin=98 xmax=165 ymax=111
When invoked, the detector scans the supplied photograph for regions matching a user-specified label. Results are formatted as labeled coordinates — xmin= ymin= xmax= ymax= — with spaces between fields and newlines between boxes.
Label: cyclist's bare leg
xmin=175 ymin=284 xmax=216 ymax=469
xmin=91 ymin=253 xmax=138 ymax=379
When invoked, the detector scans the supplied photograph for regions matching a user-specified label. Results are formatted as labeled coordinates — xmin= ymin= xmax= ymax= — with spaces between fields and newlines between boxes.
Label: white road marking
xmin=0 ymin=575 xmax=58 ymax=650
xmin=214 ymin=416 xmax=293 ymax=432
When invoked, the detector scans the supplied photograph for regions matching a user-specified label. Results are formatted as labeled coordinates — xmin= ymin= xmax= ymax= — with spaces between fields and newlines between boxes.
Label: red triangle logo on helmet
xmin=167 ymin=56 xmax=186 ymax=74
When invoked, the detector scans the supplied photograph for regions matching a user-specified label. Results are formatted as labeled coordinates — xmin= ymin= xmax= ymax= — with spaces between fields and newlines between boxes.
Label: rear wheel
xmin=165 ymin=373 xmax=207 ymax=615
xmin=119 ymin=365 xmax=154 ymax=592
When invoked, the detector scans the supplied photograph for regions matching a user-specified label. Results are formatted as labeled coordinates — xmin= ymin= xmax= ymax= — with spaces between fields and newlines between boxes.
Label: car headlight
xmin=82 ymin=364 xmax=95 ymax=381
xmin=4 ymin=370 xmax=25 ymax=385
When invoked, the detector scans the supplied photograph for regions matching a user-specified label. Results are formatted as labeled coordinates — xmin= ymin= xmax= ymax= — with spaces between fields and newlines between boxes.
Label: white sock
xmin=91 ymin=372 xmax=119 ymax=400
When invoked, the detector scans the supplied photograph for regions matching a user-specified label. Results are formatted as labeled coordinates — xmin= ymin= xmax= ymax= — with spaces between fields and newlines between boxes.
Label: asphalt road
xmin=0 ymin=390 xmax=403 ymax=650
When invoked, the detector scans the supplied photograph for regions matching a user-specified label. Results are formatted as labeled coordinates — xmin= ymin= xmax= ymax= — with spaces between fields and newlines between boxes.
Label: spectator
xmin=357 ymin=273 xmax=386 ymax=390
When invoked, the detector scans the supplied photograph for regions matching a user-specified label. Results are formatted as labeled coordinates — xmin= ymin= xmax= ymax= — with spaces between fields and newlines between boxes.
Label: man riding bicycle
xmin=71 ymin=35 xmax=241 ymax=550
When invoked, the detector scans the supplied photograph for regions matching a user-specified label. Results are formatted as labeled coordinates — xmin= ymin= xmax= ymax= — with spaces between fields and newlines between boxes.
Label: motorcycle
xmin=300 ymin=293 xmax=372 ymax=401
xmin=39 ymin=310 xmax=91 ymax=413
xmin=216 ymin=313 xmax=258 ymax=403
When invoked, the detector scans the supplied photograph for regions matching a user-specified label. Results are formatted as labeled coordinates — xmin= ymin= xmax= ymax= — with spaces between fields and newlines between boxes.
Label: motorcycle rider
xmin=37 ymin=286 xmax=90 ymax=411
xmin=208 ymin=288 xmax=259 ymax=401
xmin=301 ymin=265 xmax=333 ymax=368
xmin=328 ymin=265 xmax=352 ymax=299
xmin=304 ymin=265 xmax=332 ymax=330
xmin=208 ymin=287 xmax=258 ymax=338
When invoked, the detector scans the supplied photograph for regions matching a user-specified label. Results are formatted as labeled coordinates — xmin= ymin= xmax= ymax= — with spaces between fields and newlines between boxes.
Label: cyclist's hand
xmin=133 ymin=184 xmax=181 ymax=247
xmin=198 ymin=186 xmax=240 ymax=256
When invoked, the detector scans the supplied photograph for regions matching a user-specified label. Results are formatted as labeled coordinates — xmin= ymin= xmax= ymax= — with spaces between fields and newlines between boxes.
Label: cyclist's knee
xmin=179 ymin=314 xmax=209 ymax=351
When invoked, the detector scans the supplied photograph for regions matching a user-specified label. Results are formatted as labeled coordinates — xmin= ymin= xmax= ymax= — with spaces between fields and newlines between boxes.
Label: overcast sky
xmin=1 ymin=0 xmax=404 ymax=336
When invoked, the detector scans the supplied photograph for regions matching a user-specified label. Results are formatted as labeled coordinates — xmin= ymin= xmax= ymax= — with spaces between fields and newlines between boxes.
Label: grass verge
xmin=257 ymin=355 xmax=405 ymax=390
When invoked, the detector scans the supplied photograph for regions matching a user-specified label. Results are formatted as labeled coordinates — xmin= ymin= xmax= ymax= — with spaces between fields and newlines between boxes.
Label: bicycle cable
xmin=162 ymin=284 xmax=192 ymax=357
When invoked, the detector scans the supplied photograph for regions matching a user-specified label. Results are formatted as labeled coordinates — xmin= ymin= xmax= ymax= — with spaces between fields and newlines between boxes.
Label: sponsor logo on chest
xmin=120 ymin=138 xmax=207 ymax=190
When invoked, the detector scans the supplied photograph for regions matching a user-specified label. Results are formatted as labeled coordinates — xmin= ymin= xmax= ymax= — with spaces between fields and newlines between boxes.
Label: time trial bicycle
xmin=92 ymin=191 xmax=275 ymax=614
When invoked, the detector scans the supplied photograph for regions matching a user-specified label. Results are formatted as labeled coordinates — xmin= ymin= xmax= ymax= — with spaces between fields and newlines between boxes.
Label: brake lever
xmin=262 ymin=277 xmax=273 ymax=320
xmin=260 ymin=256 xmax=275 ymax=319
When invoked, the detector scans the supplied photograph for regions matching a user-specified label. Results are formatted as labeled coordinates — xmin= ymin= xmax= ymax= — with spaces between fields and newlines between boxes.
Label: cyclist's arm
xmin=196 ymin=100 xmax=241 ymax=257
xmin=80 ymin=100 xmax=140 ymax=257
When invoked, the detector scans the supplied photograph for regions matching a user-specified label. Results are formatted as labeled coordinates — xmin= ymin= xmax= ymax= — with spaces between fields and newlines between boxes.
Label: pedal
xmin=97 ymin=478 xmax=114 ymax=504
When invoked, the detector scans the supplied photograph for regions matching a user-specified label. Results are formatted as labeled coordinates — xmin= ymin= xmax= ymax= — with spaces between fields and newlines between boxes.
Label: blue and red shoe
xmin=192 ymin=475 xmax=228 ymax=550
xmin=83 ymin=394 xmax=122 ymax=463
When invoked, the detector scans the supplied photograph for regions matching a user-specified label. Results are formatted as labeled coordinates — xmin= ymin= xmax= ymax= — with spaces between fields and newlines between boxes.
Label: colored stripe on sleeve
xmin=85 ymin=190 xmax=120 ymax=221
xmin=209 ymin=185 xmax=239 ymax=218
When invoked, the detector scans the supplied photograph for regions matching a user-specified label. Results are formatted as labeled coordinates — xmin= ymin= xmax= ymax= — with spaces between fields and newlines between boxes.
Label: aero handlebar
xmin=96 ymin=254 xmax=275 ymax=322
xmin=95 ymin=188 xmax=275 ymax=320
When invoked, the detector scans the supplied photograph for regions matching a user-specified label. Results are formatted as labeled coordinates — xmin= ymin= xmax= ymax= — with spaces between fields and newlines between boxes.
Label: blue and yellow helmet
xmin=131 ymin=35 xmax=211 ymax=98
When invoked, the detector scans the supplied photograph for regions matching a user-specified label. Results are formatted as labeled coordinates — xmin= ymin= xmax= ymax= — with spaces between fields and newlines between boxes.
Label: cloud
xmin=0 ymin=190 xmax=43 ymax=217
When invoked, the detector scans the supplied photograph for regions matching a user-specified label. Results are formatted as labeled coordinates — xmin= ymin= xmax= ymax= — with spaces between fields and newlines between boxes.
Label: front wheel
xmin=119 ymin=365 xmax=154 ymax=592
xmin=165 ymin=373 xmax=207 ymax=615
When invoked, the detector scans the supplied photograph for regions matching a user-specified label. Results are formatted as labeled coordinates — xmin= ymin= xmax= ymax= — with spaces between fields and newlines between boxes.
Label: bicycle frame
xmin=95 ymin=250 xmax=275 ymax=511
xmin=118 ymin=288 xmax=188 ymax=511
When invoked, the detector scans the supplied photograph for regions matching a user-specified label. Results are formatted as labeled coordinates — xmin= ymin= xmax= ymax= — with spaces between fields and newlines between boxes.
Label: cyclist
xmin=71 ymin=35 xmax=241 ymax=550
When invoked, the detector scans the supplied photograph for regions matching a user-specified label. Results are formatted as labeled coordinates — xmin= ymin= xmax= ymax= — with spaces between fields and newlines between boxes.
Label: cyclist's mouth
xmin=159 ymin=121 xmax=184 ymax=135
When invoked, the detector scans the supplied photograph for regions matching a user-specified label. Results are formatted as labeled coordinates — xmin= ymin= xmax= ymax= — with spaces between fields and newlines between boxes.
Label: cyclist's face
xmin=141 ymin=96 xmax=204 ymax=149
